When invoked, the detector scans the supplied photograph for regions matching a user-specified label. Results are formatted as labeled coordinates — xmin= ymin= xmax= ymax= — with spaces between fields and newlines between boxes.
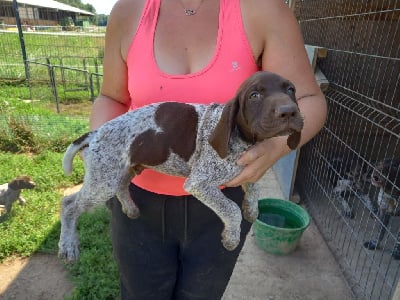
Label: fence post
xmin=12 ymin=0 xmax=30 ymax=81
xmin=94 ymin=59 xmax=100 ymax=94
xmin=89 ymin=73 xmax=96 ymax=102
xmin=46 ymin=58 xmax=60 ymax=113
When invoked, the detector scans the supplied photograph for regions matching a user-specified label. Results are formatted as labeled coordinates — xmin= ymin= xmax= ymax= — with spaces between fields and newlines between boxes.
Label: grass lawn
xmin=0 ymin=97 xmax=120 ymax=299
xmin=0 ymin=28 xmax=120 ymax=297
xmin=0 ymin=30 xmax=104 ymax=80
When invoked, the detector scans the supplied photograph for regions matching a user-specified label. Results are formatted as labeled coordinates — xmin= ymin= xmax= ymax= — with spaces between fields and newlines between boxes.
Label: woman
xmin=90 ymin=0 xmax=327 ymax=299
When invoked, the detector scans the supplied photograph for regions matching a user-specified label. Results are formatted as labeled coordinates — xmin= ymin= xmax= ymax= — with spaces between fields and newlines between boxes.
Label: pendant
xmin=184 ymin=9 xmax=196 ymax=16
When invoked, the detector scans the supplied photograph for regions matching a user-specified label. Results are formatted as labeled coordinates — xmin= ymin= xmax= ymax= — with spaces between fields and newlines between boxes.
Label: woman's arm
xmin=90 ymin=95 xmax=130 ymax=130
xmin=225 ymin=0 xmax=327 ymax=186
xmin=89 ymin=0 xmax=144 ymax=130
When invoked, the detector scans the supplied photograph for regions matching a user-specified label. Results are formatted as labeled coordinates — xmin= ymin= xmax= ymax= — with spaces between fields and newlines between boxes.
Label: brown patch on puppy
xmin=130 ymin=102 xmax=198 ymax=166
xmin=287 ymin=131 xmax=301 ymax=150
xmin=208 ymin=100 xmax=239 ymax=159
xmin=72 ymin=132 xmax=91 ymax=146
xmin=8 ymin=176 xmax=36 ymax=190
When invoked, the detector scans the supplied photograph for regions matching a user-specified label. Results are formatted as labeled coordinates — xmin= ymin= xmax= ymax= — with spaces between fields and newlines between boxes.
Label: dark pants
xmin=108 ymin=184 xmax=251 ymax=300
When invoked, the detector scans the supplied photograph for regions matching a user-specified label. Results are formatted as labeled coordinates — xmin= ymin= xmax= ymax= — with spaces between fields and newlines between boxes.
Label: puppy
xmin=58 ymin=71 xmax=304 ymax=261
xmin=363 ymin=159 xmax=400 ymax=259
xmin=0 ymin=176 xmax=35 ymax=217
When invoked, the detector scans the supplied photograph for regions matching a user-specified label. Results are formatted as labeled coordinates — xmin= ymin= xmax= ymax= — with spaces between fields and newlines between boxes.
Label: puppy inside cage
xmin=331 ymin=155 xmax=376 ymax=219
xmin=363 ymin=159 xmax=400 ymax=259
xmin=295 ymin=0 xmax=400 ymax=298
xmin=330 ymin=155 xmax=400 ymax=258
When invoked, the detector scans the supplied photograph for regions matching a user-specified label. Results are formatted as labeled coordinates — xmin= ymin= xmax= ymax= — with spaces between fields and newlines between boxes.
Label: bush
xmin=0 ymin=98 xmax=89 ymax=154
xmin=0 ymin=117 xmax=38 ymax=153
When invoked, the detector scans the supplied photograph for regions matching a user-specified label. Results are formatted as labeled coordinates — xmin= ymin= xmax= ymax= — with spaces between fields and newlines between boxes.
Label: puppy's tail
xmin=63 ymin=132 xmax=94 ymax=175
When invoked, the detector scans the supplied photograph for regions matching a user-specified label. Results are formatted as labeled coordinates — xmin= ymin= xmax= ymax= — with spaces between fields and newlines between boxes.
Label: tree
xmin=97 ymin=14 xmax=108 ymax=26
xmin=56 ymin=0 xmax=97 ymax=14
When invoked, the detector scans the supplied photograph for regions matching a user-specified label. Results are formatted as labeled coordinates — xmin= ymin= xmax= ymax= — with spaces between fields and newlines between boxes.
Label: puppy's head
xmin=9 ymin=176 xmax=36 ymax=190
xmin=209 ymin=71 xmax=304 ymax=158
xmin=371 ymin=159 xmax=400 ymax=196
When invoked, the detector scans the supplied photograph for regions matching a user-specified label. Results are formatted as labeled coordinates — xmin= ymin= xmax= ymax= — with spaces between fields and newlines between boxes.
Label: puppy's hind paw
xmin=58 ymin=242 xmax=80 ymax=262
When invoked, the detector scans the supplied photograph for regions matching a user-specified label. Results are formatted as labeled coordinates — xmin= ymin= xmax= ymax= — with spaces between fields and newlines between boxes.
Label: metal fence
xmin=0 ymin=0 xmax=105 ymax=145
xmin=295 ymin=1 xmax=400 ymax=299
xmin=0 ymin=0 xmax=105 ymax=104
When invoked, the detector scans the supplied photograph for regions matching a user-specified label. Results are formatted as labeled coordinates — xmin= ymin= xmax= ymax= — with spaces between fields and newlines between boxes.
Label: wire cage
xmin=295 ymin=1 xmax=400 ymax=299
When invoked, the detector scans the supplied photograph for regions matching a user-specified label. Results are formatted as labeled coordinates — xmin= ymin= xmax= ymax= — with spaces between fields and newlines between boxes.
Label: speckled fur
xmin=58 ymin=71 xmax=304 ymax=261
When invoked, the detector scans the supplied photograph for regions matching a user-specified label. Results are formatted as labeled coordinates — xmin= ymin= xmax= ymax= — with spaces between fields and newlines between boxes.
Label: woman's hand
xmin=224 ymin=137 xmax=289 ymax=187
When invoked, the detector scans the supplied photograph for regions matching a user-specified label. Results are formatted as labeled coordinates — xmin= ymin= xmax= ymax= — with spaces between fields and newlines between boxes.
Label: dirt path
xmin=0 ymin=254 xmax=73 ymax=300
xmin=0 ymin=185 xmax=80 ymax=300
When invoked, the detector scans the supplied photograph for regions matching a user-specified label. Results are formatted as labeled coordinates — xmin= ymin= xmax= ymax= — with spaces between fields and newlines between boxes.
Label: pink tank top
xmin=126 ymin=0 xmax=259 ymax=195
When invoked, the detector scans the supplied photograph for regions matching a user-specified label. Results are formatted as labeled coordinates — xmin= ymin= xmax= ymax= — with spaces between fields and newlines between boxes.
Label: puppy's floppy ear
xmin=287 ymin=131 xmax=301 ymax=150
xmin=208 ymin=99 xmax=239 ymax=159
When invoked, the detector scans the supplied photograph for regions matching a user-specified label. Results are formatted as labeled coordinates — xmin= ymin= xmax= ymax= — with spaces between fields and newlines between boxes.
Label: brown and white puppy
xmin=0 ymin=176 xmax=35 ymax=216
xmin=59 ymin=71 xmax=304 ymax=261
xmin=332 ymin=158 xmax=375 ymax=219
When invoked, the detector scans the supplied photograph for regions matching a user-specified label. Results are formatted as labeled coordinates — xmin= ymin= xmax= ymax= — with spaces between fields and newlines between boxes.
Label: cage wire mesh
xmin=295 ymin=1 xmax=400 ymax=299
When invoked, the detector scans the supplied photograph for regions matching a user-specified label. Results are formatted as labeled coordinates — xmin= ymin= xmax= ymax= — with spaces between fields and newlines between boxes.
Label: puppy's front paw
xmin=221 ymin=229 xmax=240 ymax=251
xmin=242 ymin=190 xmax=259 ymax=223
xmin=392 ymin=246 xmax=400 ymax=260
xmin=343 ymin=210 xmax=355 ymax=219
xmin=363 ymin=240 xmax=379 ymax=250
xmin=243 ymin=207 xmax=258 ymax=223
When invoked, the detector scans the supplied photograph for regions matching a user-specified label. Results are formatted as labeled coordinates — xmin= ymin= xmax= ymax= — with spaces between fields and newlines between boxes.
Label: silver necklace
xmin=179 ymin=0 xmax=205 ymax=16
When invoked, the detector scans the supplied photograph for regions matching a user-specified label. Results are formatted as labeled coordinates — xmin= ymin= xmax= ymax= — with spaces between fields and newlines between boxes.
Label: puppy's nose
xmin=275 ymin=104 xmax=298 ymax=119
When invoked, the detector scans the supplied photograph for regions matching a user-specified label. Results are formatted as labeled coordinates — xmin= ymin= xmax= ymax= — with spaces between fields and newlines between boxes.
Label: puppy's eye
xmin=249 ymin=91 xmax=260 ymax=100
xmin=287 ymin=86 xmax=296 ymax=95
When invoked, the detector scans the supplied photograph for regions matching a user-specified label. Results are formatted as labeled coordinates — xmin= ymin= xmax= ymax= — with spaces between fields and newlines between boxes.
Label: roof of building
xmin=4 ymin=0 xmax=94 ymax=15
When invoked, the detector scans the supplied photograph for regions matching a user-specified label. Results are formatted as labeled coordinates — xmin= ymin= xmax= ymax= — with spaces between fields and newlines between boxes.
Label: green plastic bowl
xmin=253 ymin=198 xmax=310 ymax=255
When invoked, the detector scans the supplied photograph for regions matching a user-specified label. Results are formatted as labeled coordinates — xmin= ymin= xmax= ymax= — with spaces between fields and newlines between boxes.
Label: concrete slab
xmin=223 ymin=170 xmax=354 ymax=300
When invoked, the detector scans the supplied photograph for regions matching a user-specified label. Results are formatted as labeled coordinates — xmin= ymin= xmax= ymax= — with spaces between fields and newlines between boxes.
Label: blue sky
xmin=82 ymin=0 xmax=117 ymax=15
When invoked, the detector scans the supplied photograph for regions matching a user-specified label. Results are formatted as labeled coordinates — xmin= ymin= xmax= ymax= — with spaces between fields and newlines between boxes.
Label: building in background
xmin=0 ymin=0 xmax=93 ymax=27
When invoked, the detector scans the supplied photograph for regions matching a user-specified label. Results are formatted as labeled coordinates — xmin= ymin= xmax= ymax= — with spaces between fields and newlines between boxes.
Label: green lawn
xmin=0 ymin=28 xmax=120 ymax=297
xmin=0 ymin=30 xmax=104 ymax=80
xmin=0 ymin=96 xmax=120 ymax=299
